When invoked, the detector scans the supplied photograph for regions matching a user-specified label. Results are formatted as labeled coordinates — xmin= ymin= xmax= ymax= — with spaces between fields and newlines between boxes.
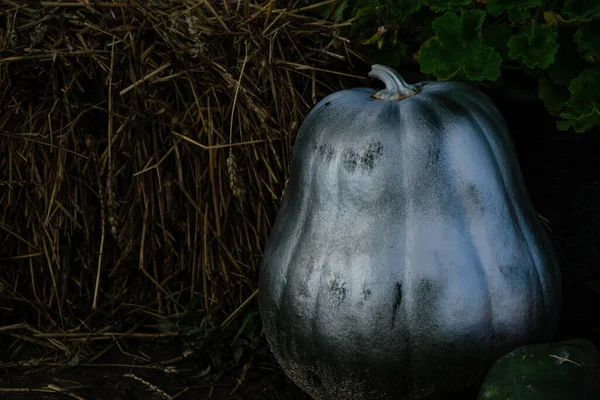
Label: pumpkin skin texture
xmin=258 ymin=65 xmax=562 ymax=399
xmin=477 ymin=338 xmax=600 ymax=400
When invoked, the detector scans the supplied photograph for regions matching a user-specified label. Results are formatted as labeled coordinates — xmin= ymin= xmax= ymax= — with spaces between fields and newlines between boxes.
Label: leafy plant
xmin=507 ymin=24 xmax=559 ymax=69
xmin=486 ymin=0 xmax=541 ymax=24
xmin=317 ymin=0 xmax=600 ymax=132
xmin=419 ymin=10 xmax=502 ymax=81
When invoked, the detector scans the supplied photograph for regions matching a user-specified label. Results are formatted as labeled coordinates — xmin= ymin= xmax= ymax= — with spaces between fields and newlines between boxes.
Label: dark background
xmin=493 ymin=88 xmax=600 ymax=349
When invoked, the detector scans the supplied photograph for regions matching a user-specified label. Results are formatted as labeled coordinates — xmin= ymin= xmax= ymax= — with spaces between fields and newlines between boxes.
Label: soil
xmin=0 ymin=342 xmax=309 ymax=400
xmin=2 ymin=89 xmax=600 ymax=399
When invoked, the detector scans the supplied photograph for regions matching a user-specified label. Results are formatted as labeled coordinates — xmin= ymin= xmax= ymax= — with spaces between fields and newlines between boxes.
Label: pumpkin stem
xmin=368 ymin=64 xmax=422 ymax=100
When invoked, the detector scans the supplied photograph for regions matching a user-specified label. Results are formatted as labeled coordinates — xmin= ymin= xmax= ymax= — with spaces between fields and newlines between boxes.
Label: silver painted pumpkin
xmin=258 ymin=65 xmax=561 ymax=399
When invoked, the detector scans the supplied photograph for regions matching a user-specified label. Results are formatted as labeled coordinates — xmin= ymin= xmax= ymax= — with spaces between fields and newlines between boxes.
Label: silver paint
xmin=258 ymin=67 xmax=562 ymax=399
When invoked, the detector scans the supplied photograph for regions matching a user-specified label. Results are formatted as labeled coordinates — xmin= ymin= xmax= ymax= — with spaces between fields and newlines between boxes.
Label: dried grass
xmin=0 ymin=0 xmax=367 ymax=364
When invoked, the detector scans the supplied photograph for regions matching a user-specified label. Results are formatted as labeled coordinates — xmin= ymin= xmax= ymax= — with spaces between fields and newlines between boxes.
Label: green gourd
xmin=478 ymin=338 xmax=600 ymax=400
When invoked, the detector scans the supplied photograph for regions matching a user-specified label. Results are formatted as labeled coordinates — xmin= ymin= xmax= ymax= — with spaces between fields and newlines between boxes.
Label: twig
xmin=119 ymin=62 xmax=172 ymax=96
xmin=220 ymin=289 xmax=259 ymax=327
xmin=124 ymin=374 xmax=172 ymax=399
xmin=46 ymin=384 xmax=87 ymax=400
xmin=40 ymin=1 xmax=129 ymax=6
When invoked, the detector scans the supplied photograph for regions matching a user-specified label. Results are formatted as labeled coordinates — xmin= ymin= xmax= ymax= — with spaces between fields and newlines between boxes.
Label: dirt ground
xmin=1 ymin=342 xmax=309 ymax=400
xmin=2 ymin=90 xmax=600 ymax=399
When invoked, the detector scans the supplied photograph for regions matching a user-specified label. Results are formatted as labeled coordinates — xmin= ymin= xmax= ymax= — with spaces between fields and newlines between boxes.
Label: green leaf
xmin=156 ymin=318 xmax=175 ymax=333
xmin=308 ymin=0 xmax=349 ymax=21
xmin=558 ymin=70 xmax=600 ymax=132
xmin=565 ymin=70 xmax=600 ymax=111
xmin=389 ymin=0 xmax=422 ymax=21
xmin=415 ymin=7 xmax=439 ymax=41
xmin=352 ymin=0 xmax=378 ymax=28
xmin=418 ymin=10 xmax=502 ymax=81
xmin=538 ymin=74 xmax=569 ymax=115
xmin=556 ymin=120 xmax=572 ymax=131
xmin=68 ymin=355 xmax=81 ymax=367
xmin=422 ymin=0 xmax=472 ymax=12
xmin=543 ymin=10 xmax=561 ymax=25
xmin=548 ymin=31 xmax=593 ymax=84
xmin=464 ymin=46 xmax=504 ymax=81
xmin=508 ymin=24 xmax=559 ymax=69
xmin=350 ymin=0 xmax=421 ymax=26
xmin=483 ymin=22 xmax=513 ymax=60
xmin=574 ymin=23 xmax=600 ymax=61
xmin=330 ymin=0 xmax=350 ymax=21
xmin=361 ymin=32 xmax=383 ymax=46
xmin=233 ymin=345 xmax=244 ymax=363
xmin=486 ymin=0 xmax=542 ymax=23
xmin=562 ymin=0 xmax=600 ymax=20
xmin=232 ymin=310 xmax=260 ymax=344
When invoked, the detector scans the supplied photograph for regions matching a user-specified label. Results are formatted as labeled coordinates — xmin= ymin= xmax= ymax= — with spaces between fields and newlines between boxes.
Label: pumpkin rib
xmin=309 ymin=101 xmax=354 ymax=361
xmin=423 ymin=93 xmax=496 ymax=362
xmin=473 ymin=94 xmax=551 ymax=327
xmin=434 ymin=91 xmax=504 ymax=370
xmin=457 ymin=92 xmax=548 ymax=340
xmin=298 ymin=125 xmax=327 ymax=373
xmin=448 ymin=93 xmax=518 ymax=354
xmin=268 ymin=115 xmax=316 ymax=377
xmin=432 ymin=90 xmax=507 ymax=343
xmin=397 ymin=99 xmax=414 ymax=391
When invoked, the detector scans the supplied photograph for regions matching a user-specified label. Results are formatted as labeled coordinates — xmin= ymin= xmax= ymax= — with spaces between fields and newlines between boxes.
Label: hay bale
xmin=0 ymin=0 xmax=366 ymax=346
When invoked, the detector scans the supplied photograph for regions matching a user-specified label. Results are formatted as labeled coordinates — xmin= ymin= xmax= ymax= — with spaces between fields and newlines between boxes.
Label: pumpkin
xmin=258 ymin=64 xmax=562 ymax=399
xmin=478 ymin=338 xmax=600 ymax=400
